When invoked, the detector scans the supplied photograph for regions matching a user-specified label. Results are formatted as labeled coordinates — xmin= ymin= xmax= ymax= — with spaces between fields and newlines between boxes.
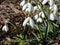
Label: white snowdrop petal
xmin=50 ymin=13 xmax=55 ymax=21
xmin=34 ymin=14 xmax=38 ymax=20
xmin=25 ymin=8 xmax=28 ymax=12
xmin=34 ymin=5 xmax=41 ymax=12
xmin=41 ymin=12 xmax=45 ymax=18
xmin=39 ymin=12 xmax=45 ymax=18
xmin=34 ymin=6 xmax=38 ymax=11
xmin=2 ymin=25 xmax=9 ymax=32
xmin=37 ymin=18 xmax=43 ymax=23
xmin=28 ymin=3 xmax=34 ymax=12
xmin=53 ymin=4 xmax=58 ymax=14
xmin=24 ymin=3 xmax=34 ymax=12
xmin=20 ymin=0 xmax=26 ymax=6
xmin=23 ymin=17 xmax=30 ymax=26
xmin=39 ymin=12 xmax=42 ymax=16
xmin=22 ymin=4 xmax=28 ymax=11
xmin=25 ymin=7 xmax=32 ymax=13
xmin=38 ymin=5 xmax=41 ymax=10
xmin=49 ymin=6 xmax=53 ymax=9
xmin=42 ymin=0 xmax=48 ymax=5
xmin=30 ymin=18 xmax=35 ymax=28
xmin=49 ymin=0 xmax=54 ymax=7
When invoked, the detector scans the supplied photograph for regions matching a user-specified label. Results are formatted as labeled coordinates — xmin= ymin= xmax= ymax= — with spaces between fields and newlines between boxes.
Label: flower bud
xmin=2 ymin=24 xmax=9 ymax=32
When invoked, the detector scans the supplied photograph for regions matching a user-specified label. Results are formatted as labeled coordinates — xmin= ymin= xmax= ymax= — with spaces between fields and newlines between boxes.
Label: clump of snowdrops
xmin=2 ymin=0 xmax=60 ymax=45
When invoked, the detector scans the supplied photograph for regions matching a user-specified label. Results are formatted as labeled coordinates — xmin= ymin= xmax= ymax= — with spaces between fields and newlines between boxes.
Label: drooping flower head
xmin=23 ymin=17 xmax=35 ymax=28
xmin=22 ymin=0 xmax=34 ymax=13
xmin=2 ymin=24 xmax=9 ymax=32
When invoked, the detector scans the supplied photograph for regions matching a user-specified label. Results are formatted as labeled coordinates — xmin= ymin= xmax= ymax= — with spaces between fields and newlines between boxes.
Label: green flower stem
xmin=8 ymin=22 xmax=23 ymax=39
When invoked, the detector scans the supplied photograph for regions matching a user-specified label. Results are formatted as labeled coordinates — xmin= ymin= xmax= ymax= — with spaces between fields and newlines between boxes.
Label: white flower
xmin=20 ymin=0 xmax=27 ymax=7
xmin=25 ymin=5 xmax=34 ymax=12
xmin=2 ymin=24 xmax=9 ymax=32
xmin=42 ymin=0 xmax=48 ymax=5
xmin=49 ymin=0 xmax=54 ymax=9
xmin=23 ymin=17 xmax=35 ymax=28
xmin=53 ymin=4 xmax=58 ymax=14
xmin=50 ymin=13 xmax=55 ymax=21
xmin=49 ymin=4 xmax=58 ymax=20
xmin=34 ymin=14 xmax=38 ymax=20
xmin=34 ymin=5 xmax=41 ymax=11
xmin=37 ymin=18 xmax=43 ymax=23
xmin=39 ymin=12 xmax=45 ymax=18
xmin=34 ymin=6 xmax=38 ymax=11
xmin=22 ymin=3 xmax=34 ymax=12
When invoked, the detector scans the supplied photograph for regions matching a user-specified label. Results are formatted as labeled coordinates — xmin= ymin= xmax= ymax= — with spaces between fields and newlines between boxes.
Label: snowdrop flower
xmin=50 ymin=13 xmax=55 ymax=21
xmin=39 ymin=11 xmax=45 ymax=18
xmin=25 ymin=5 xmax=34 ymax=12
xmin=34 ymin=5 xmax=41 ymax=11
xmin=23 ymin=17 xmax=35 ymax=28
xmin=49 ymin=4 xmax=58 ymax=20
xmin=22 ymin=2 xmax=34 ymax=13
xmin=54 ymin=13 xmax=58 ymax=20
xmin=20 ymin=0 xmax=27 ymax=7
xmin=34 ymin=14 xmax=38 ymax=20
xmin=23 ymin=17 xmax=29 ymax=26
xmin=2 ymin=24 xmax=9 ymax=32
xmin=42 ymin=0 xmax=48 ymax=5
xmin=49 ymin=0 xmax=54 ymax=9
xmin=37 ymin=18 xmax=43 ymax=23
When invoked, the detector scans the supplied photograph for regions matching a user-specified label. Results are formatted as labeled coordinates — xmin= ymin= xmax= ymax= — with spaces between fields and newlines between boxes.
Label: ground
xmin=0 ymin=0 xmax=60 ymax=45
